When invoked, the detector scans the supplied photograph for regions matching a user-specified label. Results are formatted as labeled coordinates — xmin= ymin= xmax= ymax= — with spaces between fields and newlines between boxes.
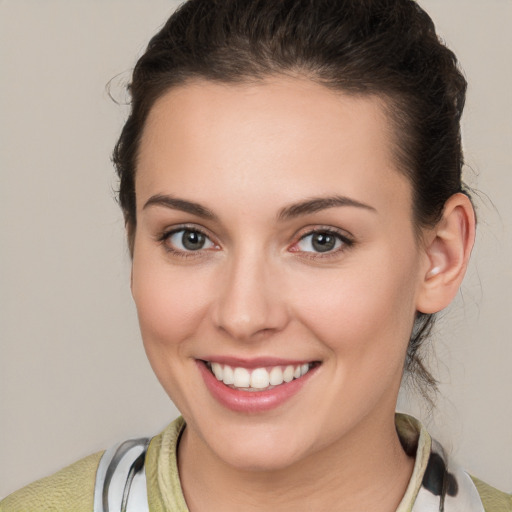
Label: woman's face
xmin=132 ymin=77 xmax=429 ymax=470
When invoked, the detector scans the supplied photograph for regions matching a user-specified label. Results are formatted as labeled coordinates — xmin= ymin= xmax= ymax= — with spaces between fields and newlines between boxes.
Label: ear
xmin=416 ymin=193 xmax=476 ymax=314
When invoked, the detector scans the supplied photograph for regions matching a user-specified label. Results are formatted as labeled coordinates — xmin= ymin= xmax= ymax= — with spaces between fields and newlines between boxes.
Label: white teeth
xmin=211 ymin=362 xmax=223 ymax=380
xmin=250 ymin=368 xmax=270 ymax=389
xmin=283 ymin=365 xmax=294 ymax=383
xmin=208 ymin=361 xmax=313 ymax=390
xmin=233 ymin=367 xmax=250 ymax=388
xmin=223 ymin=365 xmax=234 ymax=385
xmin=269 ymin=366 xmax=284 ymax=386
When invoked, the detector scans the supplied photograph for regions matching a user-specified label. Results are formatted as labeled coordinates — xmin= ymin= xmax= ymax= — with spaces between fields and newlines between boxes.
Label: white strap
xmin=412 ymin=439 xmax=485 ymax=512
xmin=413 ymin=468 xmax=484 ymax=512
xmin=94 ymin=438 xmax=150 ymax=512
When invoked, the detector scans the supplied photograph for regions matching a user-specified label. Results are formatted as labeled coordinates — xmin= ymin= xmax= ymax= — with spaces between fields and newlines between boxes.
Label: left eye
xmin=166 ymin=229 xmax=216 ymax=252
xmin=296 ymin=231 xmax=344 ymax=253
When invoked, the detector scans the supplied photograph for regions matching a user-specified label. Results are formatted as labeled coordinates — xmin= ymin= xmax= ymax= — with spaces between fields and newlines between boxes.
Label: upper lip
xmin=198 ymin=356 xmax=318 ymax=369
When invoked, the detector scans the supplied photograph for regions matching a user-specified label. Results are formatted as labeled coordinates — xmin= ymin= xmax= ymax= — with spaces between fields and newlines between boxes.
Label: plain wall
xmin=1 ymin=0 xmax=511 ymax=498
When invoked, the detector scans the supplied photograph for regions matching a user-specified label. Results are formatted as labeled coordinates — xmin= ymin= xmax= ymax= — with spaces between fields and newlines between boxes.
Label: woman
xmin=1 ymin=0 xmax=510 ymax=510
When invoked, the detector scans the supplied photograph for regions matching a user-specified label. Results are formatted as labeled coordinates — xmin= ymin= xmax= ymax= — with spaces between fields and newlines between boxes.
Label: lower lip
xmin=197 ymin=360 xmax=318 ymax=413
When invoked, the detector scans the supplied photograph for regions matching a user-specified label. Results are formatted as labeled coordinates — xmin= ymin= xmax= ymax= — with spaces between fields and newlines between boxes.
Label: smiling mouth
xmin=203 ymin=361 xmax=319 ymax=392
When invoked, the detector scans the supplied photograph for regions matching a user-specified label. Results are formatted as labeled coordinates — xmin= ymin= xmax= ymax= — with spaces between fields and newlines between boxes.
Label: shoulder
xmin=471 ymin=476 xmax=512 ymax=512
xmin=0 ymin=418 xmax=186 ymax=512
xmin=0 ymin=451 xmax=104 ymax=512
xmin=395 ymin=414 xmax=511 ymax=512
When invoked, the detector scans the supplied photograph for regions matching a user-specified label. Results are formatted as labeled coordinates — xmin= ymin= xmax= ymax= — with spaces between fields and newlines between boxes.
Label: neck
xmin=178 ymin=410 xmax=415 ymax=512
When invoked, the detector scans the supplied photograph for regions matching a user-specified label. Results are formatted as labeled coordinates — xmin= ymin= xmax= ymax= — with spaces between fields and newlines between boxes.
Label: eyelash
xmin=158 ymin=225 xmax=218 ymax=259
xmin=290 ymin=227 xmax=354 ymax=260
xmin=157 ymin=225 xmax=354 ymax=260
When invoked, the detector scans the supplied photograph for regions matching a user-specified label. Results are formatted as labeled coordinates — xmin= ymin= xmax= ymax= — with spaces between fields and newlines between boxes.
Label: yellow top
xmin=0 ymin=451 xmax=103 ymax=512
xmin=1 ymin=415 xmax=510 ymax=511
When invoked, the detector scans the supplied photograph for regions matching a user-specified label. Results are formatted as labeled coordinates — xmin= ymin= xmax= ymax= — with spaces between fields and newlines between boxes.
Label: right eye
xmin=296 ymin=231 xmax=344 ymax=253
xmin=164 ymin=228 xmax=217 ymax=253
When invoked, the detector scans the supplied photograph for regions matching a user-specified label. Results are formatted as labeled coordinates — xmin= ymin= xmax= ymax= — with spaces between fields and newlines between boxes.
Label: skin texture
xmin=131 ymin=77 xmax=475 ymax=512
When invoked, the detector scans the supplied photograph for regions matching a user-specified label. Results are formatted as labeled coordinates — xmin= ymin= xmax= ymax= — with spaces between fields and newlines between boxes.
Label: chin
xmin=217 ymin=439 xmax=308 ymax=473
xmin=194 ymin=417 xmax=319 ymax=473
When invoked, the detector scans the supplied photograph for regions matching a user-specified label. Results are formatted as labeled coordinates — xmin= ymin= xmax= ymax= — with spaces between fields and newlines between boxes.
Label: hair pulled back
xmin=113 ymin=0 xmax=468 ymax=399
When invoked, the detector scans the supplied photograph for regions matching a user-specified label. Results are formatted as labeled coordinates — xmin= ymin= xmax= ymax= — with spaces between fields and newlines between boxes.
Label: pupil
xmin=312 ymin=233 xmax=335 ymax=252
xmin=182 ymin=230 xmax=205 ymax=250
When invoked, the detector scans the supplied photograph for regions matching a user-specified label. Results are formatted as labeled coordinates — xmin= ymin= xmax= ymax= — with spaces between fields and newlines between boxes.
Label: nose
xmin=212 ymin=250 xmax=289 ymax=341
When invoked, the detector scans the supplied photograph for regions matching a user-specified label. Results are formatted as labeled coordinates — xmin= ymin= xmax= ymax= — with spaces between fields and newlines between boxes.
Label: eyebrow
xmin=142 ymin=193 xmax=376 ymax=221
xmin=143 ymin=194 xmax=217 ymax=220
xmin=277 ymin=195 xmax=376 ymax=220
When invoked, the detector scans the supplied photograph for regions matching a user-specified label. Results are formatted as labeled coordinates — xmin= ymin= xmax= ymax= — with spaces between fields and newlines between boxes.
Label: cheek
xmin=131 ymin=253 xmax=212 ymax=351
xmin=288 ymin=250 xmax=419 ymax=360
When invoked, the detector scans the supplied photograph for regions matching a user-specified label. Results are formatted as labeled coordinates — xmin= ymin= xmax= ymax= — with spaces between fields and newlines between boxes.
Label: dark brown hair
xmin=113 ymin=0 xmax=469 ymax=399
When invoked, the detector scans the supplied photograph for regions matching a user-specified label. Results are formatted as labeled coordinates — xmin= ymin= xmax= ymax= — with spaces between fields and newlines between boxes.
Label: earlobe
xmin=416 ymin=193 xmax=476 ymax=314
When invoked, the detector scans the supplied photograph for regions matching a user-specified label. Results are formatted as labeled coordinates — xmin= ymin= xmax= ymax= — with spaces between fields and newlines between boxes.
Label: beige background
xmin=1 ymin=0 xmax=511 ymax=498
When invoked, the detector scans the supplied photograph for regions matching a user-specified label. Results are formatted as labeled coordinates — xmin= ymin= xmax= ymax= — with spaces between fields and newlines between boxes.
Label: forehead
xmin=136 ymin=77 xmax=412 ymax=219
